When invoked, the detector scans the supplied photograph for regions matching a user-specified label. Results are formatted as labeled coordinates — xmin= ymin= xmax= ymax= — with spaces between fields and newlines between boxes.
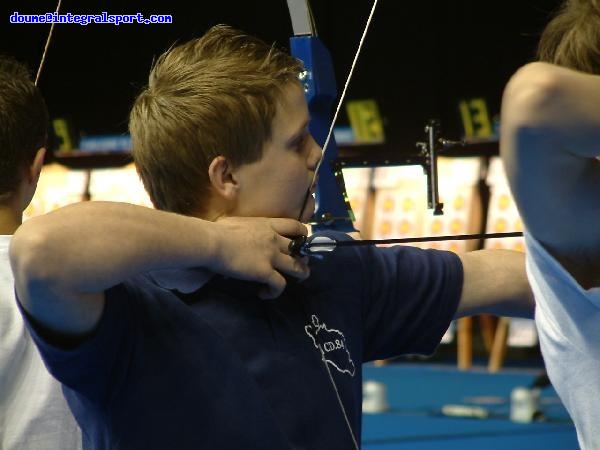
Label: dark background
xmin=1 ymin=0 xmax=562 ymax=154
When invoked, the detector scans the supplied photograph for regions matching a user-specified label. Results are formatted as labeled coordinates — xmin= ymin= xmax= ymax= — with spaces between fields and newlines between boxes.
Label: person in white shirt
xmin=500 ymin=1 xmax=600 ymax=448
xmin=0 ymin=55 xmax=82 ymax=450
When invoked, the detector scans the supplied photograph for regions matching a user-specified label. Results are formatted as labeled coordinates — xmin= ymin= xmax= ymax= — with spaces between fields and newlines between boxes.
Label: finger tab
xmin=288 ymin=235 xmax=308 ymax=257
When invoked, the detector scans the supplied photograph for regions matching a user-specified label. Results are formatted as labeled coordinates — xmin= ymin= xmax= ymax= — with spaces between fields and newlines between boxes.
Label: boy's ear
xmin=207 ymin=155 xmax=239 ymax=200
xmin=28 ymin=147 xmax=46 ymax=185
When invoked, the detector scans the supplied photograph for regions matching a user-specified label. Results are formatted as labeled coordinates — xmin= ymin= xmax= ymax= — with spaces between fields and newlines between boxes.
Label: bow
xmin=286 ymin=0 xmax=523 ymax=256
xmin=286 ymin=1 xmax=446 ymax=233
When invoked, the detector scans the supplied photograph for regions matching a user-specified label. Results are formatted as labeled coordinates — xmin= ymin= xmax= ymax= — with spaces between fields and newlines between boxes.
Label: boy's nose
xmin=308 ymin=136 xmax=322 ymax=170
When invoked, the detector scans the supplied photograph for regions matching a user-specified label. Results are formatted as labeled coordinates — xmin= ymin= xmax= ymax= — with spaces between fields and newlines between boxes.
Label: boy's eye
xmin=297 ymin=135 xmax=308 ymax=149
xmin=291 ymin=134 xmax=308 ymax=152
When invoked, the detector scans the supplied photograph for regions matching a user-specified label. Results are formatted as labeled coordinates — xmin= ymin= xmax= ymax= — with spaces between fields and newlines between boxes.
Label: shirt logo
xmin=305 ymin=315 xmax=356 ymax=377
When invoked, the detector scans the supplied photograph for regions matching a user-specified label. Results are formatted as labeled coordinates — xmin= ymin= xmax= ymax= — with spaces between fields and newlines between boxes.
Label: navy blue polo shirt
xmin=24 ymin=231 xmax=462 ymax=449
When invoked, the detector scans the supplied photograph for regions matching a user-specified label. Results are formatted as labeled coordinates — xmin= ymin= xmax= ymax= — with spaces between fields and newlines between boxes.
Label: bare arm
xmin=9 ymin=201 xmax=309 ymax=336
xmin=500 ymin=62 xmax=600 ymax=286
xmin=455 ymin=249 xmax=534 ymax=319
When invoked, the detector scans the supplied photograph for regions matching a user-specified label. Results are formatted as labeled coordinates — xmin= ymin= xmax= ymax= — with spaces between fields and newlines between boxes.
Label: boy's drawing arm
xmin=10 ymin=201 xmax=309 ymax=337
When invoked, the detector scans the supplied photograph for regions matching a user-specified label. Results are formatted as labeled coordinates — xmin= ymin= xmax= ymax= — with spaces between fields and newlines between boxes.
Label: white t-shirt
xmin=526 ymin=232 xmax=600 ymax=450
xmin=0 ymin=235 xmax=81 ymax=450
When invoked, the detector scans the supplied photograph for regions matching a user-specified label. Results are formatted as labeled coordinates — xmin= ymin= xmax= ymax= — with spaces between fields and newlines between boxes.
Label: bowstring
xmin=35 ymin=0 xmax=63 ymax=86
xmin=311 ymin=0 xmax=379 ymax=182
xmin=298 ymin=0 xmax=380 ymax=222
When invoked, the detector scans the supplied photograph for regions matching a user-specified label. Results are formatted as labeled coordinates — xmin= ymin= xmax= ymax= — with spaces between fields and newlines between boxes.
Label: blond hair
xmin=537 ymin=0 xmax=600 ymax=74
xmin=129 ymin=25 xmax=304 ymax=215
